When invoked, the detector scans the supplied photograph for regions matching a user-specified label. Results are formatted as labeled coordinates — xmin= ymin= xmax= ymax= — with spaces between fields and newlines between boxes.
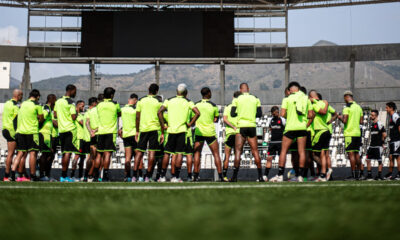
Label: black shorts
xmin=225 ymin=134 xmax=236 ymax=149
xmin=137 ymin=130 xmax=161 ymax=152
xmin=2 ymin=129 xmax=15 ymax=142
xmin=123 ymin=136 xmax=137 ymax=149
xmin=90 ymin=136 xmax=98 ymax=146
xmin=164 ymin=133 xmax=186 ymax=154
xmin=39 ymin=133 xmax=52 ymax=153
xmin=389 ymin=141 xmax=400 ymax=156
xmin=79 ymin=140 xmax=90 ymax=155
xmin=367 ymin=147 xmax=383 ymax=161
xmin=16 ymin=133 xmax=40 ymax=152
xmin=59 ymin=131 xmax=79 ymax=154
xmin=195 ymin=135 xmax=217 ymax=145
xmin=97 ymin=134 xmax=117 ymax=152
xmin=239 ymin=127 xmax=257 ymax=138
xmin=185 ymin=136 xmax=194 ymax=155
xmin=268 ymin=142 xmax=281 ymax=156
xmin=52 ymin=137 xmax=59 ymax=153
xmin=312 ymin=130 xmax=331 ymax=152
xmin=288 ymin=132 xmax=310 ymax=152
xmin=345 ymin=136 xmax=361 ymax=152
xmin=306 ymin=131 xmax=312 ymax=150
xmin=284 ymin=130 xmax=307 ymax=140
xmin=156 ymin=144 xmax=164 ymax=158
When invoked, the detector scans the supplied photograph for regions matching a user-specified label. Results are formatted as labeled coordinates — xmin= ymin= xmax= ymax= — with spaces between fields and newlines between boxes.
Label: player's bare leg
xmin=231 ymin=134 xmax=245 ymax=182
xmin=84 ymin=154 xmax=92 ymax=181
xmin=208 ymin=141 xmax=223 ymax=181
xmin=326 ymin=151 xmax=333 ymax=180
xmin=346 ymin=152 xmax=359 ymax=180
xmin=270 ymin=136 xmax=293 ymax=182
xmin=389 ymin=156 xmax=400 ymax=180
xmin=278 ymin=136 xmax=292 ymax=170
xmin=263 ymin=155 xmax=273 ymax=181
xmin=39 ymin=152 xmax=52 ymax=180
xmin=70 ymin=154 xmax=80 ymax=179
xmin=386 ymin=155 xmax=394 ymax=179
xmin=247 ymin=136 xmax=263 ymax=181
xmin=4 ymin=141 xmax=16 ymax=181
xmin=186 ymin=154 xmax=193 ymax=181
xmin=172 ymin=154 xmax=184 ymax=181
xmin=145 ymin=151 xmax=156 ymax=181
xmin=296 ymin=136 xmax=307 ymax=181
xmin=193 ymin=141 xmax=204 ymax=181
xmin=124 ymin=147 xmax=132 ymax=180
xmin=102 ymin=151 xmax=112 ymax=181
xmin=133 ymin=151 xmax=144 ymax=181
xmin=12 ymin=151 xmax=27 ymax=180
xmin=223 ymin=145 xmax=232 ymax=180
xmin=61 ymin=152 xmax=72 ymax=180
xmin=170 ymin=154 xmax=176 ymax=179
xmin=138 ymin=157 xmax=144 ymax=180
xmin=292 ymin=151 xmax=300 ymax=178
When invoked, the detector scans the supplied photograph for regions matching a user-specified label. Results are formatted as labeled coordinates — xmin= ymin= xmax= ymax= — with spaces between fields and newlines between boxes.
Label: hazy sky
xmin=0 ymin=2 xmax=399 ymax=82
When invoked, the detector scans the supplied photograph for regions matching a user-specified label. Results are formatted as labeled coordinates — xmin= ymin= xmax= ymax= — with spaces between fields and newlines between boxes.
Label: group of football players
xmin=1 ymin=81 xmax=399 ymax=182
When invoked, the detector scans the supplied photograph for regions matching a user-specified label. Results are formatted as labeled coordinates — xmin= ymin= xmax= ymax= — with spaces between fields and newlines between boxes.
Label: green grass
xmin=0 ymin=182 xmax=399 ymax=240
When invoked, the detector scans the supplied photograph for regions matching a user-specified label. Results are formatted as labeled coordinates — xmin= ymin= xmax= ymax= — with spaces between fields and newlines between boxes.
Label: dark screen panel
xmin=81 ymin=12 xmax=113 ymax=57
xmin=113 ymin=12 xmax=203 ymax=57
xmin=81 ymin=11 xmax=234 ymax=57
xmin=203 ymin=12 xmax=234 ymax=57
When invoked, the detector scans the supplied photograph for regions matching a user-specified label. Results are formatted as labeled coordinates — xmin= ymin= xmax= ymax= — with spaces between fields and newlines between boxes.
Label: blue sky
xmin=0 ymin=2 xmax=399 ymax=82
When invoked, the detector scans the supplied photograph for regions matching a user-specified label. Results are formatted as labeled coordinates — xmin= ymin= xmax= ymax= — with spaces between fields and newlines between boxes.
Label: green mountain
xmin=29 ymin=61 xmax=400 ymax=92
xmin=11 ymin=40 xmax=400 ymax=91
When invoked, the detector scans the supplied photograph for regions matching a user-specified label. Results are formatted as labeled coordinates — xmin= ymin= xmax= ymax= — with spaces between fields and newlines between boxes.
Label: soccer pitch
xmin=0 ymin=182 xmax=399 ymax=240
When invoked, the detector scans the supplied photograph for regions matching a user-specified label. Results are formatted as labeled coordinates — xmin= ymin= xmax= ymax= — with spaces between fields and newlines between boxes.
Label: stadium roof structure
xmin=1 ymin=0 xmax=399 ymax=10
xmin=0 ymin=0 xmax=399 ymax=103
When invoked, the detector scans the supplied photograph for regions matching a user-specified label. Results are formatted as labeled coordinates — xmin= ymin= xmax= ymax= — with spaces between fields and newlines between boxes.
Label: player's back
xmin=54 ymin=96 xmax=76 ymax=133
xmin=195 ymin=99 xmax=218 ymax=137
xmin=233 ymin=93 xmax=260 ymax=128
xmin=137 ymin=95 xmax=162 ymax=132
xmin=121 ymin=104 xmax=137 ymax=138
xmin=164 ymin=96 xmax=194 ymax=134
xmin=2 ymin=99 xmax=18 ymax=130
xmin=343 ymin=101 xmax=362 ymax=137
xmin=17 ymin=99 xmax=42 ymax=134
xmin=97 ymin=99 xmax=121 ymax=134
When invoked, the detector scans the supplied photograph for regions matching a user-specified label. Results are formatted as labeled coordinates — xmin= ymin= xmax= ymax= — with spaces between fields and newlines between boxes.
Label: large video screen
xmin=81 ymin=11 xmax=234 ymax=58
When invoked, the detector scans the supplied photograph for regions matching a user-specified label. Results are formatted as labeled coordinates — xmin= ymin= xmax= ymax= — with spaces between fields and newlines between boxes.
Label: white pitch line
xmin=0 ymin=183 xmax=399 ymax=190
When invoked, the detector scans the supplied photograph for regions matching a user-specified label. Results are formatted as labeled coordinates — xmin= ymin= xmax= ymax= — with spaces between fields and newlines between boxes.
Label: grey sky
xmin=0 ymin=2 xmax=399 ymax=82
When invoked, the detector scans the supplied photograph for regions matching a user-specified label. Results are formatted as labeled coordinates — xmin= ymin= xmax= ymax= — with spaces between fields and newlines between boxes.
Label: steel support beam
xmin=284 ymin=61 xmax=290 ymax=88
xmin=235 ymin=28 xmax=286 ymax=32
xmin=155 ymin=61 xmax=160 ymax=86
xmin=1 ymin=0 xmax=399 ymax=11
xmin=2 ymin=44 xmax=400 ymax=64
xmin=289 ymin=44 xmax=400 ymax=63
xmin=21 ymin=60 xmax=31 ymax=96
xmin=284 ymin=0 xmax=289 ymax=59
xmin=284 ymin=0 xmax=289 ymax=88
xmin=89 ymin=61 xmax=95 ymax=97
xmin=220 ymin=61 xmax=226 ymax=106
xmin=350 ymin=54 xmax=355 ymax=95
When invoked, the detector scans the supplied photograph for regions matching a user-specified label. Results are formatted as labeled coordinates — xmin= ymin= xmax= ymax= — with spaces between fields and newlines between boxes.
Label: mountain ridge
xmin=9 ymin=40 xmax=400 ymax=91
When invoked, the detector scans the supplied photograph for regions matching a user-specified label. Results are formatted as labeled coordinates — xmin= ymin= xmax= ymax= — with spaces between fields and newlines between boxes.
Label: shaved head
xmin=12 ymin=89 xmax=21 ymax=96
xmin=12 ymin=89 xmax=23 ymax=101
